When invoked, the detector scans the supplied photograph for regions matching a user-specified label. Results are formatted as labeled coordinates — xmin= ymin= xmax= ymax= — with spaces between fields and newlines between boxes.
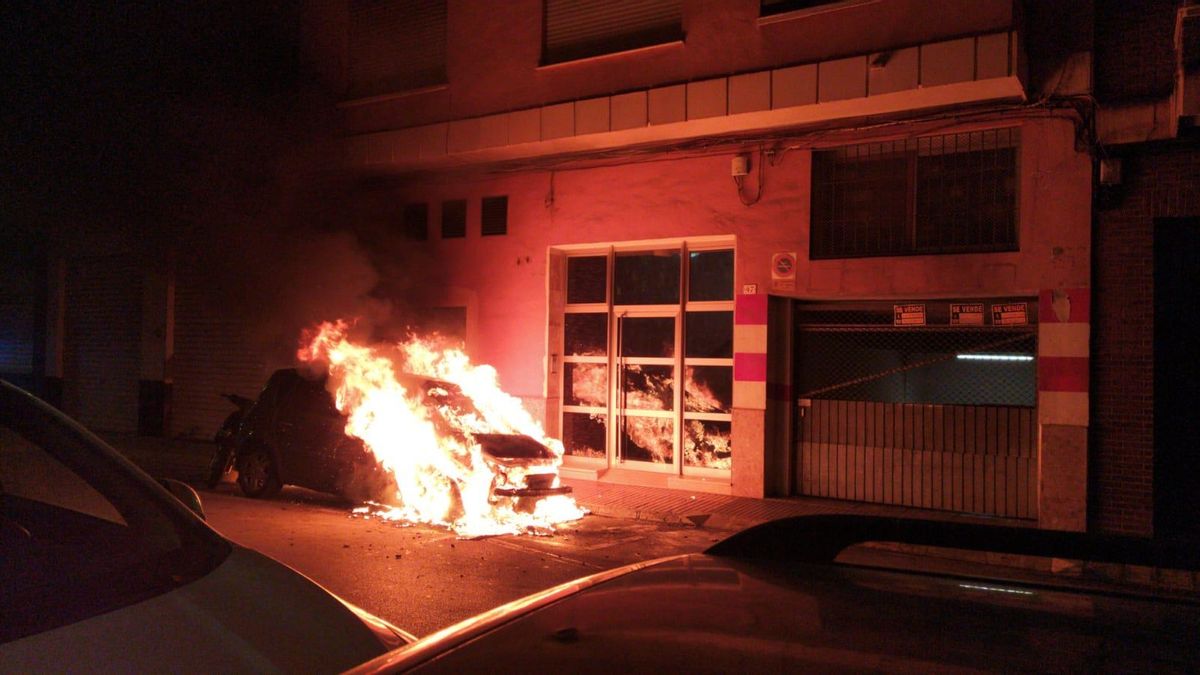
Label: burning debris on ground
xmin=300 ymin=320 xmax=587 ymax=537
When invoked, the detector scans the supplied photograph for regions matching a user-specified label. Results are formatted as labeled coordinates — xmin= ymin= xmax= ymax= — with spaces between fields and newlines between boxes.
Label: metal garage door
xmin=793 ymin=300 xmax=1038 ymax=519
xmin=63 ymin=255 xmax=141 ymax=433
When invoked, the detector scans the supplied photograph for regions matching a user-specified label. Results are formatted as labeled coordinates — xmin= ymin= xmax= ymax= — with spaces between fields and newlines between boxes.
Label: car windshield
xmin=0 ymin=384 xmax=229 ymax=643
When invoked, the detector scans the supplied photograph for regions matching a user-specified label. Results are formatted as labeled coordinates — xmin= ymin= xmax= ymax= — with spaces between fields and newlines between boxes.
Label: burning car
xmin=218 ymin=368 xmax=573 ymax=522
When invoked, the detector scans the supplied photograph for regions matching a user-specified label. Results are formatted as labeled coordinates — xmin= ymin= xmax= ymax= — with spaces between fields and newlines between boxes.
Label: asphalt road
xmin=199 ymin=483 xmax=723 ymax=637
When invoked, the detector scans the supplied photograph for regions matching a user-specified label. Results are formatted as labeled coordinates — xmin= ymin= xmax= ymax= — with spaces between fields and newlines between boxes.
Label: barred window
xmin=349 ymin=0 xmax=446 ymax=98
xmin=811 ymin=128 xmax=1019 ymax=259
xmin=543 ymin=0 xmax=683 ymax=65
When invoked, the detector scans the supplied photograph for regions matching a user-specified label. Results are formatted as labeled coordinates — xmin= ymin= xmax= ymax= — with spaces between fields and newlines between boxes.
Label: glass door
xmin=614 ymin=311 xmax=680 ymax=471
xmin=558 ymin=244 xmax=734 ymax=480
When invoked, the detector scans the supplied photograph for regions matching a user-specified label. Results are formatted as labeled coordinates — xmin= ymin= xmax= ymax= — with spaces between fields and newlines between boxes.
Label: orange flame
xmin=299 ymin=320 xmax=585 ymax=536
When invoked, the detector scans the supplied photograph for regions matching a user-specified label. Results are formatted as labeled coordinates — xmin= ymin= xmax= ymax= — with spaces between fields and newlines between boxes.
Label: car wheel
xmin=237 ymin=444 xmax=282 ymax=498
xmin=205 ymin=443 xmax=233 ymax=489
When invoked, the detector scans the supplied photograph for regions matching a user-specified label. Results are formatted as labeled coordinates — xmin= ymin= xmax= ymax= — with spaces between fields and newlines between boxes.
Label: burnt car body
xmin=223 ymin=369 xmax=570 ymax=506
xmin=349 ymin=516 xmax=1200 ymax=673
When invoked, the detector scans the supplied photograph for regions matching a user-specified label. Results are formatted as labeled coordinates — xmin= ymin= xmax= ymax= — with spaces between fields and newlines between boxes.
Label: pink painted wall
xmin=394 ymin=116 xmax=1090 ymax=404
xmin=308 ymin=0 xmax=1017 ymax=134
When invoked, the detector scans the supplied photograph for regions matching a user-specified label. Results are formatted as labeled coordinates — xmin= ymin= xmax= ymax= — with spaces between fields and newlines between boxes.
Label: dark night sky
xmin=0 ymin=2 xmax=423 ymax=347
xmin=2 ymin=1 xmax=315 ymax=246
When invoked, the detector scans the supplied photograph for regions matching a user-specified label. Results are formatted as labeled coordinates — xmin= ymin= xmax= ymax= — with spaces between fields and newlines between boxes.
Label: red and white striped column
xmin=1037 ymin=287 xmax=1090 ymax=532
xmin=733 ymin=293 xmax=768 ymax=410
xmin=1038 ymin=288 xmax=1090 ymax=425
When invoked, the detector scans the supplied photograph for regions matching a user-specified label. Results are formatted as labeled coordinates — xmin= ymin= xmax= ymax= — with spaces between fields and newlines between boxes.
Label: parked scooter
xmin=206 ymin=393 xmax=256 ymax=488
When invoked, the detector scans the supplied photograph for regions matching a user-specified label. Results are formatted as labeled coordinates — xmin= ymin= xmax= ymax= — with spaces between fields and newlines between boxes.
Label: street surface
xmin=199 ymin=484 xmax=721 ymax=637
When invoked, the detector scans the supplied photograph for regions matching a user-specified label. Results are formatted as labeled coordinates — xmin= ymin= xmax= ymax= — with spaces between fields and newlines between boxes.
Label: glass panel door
xmin=614 ymin=311 xmax=679 ymax=471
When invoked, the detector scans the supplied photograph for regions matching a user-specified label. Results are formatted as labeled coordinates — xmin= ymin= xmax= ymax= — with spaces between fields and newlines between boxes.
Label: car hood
xmin=1 ymin=546 xmax=405 ymax=673
xmin=352 ymin=553 xmax=1200 ymax=673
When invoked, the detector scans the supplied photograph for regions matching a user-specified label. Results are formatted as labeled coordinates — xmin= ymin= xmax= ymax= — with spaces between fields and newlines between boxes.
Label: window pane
xmin=685 ymin=311 xmax=732 ymax=358
xmin=688 ymin=250 xmax=733 ymax=301
xmin=621 ymin=417 xmax=673 ymax=464
xmin=565 ymin=363 xmax=608 ymax=407
xmin=684 ymin=366 xmax=732 ymax=413
xmin=614 ymin=250 xmax=679 ymax=305
xmin=563 ymin=412 xmax=606 ymax=458
xmin=567 ymin=256 xmax=607 ymax=304
xmin=684 ymin=420 xmax=731 ymax=469
xmin=620 ymin=316 xmax=674 ymax=357
xmin=564 ymin=313 xmax=607 ymax=356
xmin=544 ymin=0 xmax=683 ymax=65
xmin=622 ymin=365 xmax=673 ymax=410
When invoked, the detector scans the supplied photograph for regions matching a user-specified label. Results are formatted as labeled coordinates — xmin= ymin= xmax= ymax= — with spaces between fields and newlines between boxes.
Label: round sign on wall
xmin=771 ymin=252 xmax=796 ymax=280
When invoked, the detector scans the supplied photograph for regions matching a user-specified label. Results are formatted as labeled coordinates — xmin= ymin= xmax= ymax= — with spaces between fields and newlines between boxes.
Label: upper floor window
xmin=810 ymin=128 xmax=1019 ymax=259
xmin=543 ymin=0 xmax=683 ymax=65
xmin=760 ymin=0 xmax=860 ymax=18
xmin=348 ymin=0 xmax=447 ymax=98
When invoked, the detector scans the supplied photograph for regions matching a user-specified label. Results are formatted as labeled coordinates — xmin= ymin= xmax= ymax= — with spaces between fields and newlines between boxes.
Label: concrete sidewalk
xmin=562 ymin=477 xmax=1012 ymax=533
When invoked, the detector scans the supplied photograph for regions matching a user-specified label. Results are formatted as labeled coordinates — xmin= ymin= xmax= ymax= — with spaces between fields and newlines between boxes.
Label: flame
xmin=299 ymin=320 xmax=585 ymax=536
xmin=569 ymin=363 xmax=607 ymax=407
xmin=610 ymin=366 xmax=732 ymax=468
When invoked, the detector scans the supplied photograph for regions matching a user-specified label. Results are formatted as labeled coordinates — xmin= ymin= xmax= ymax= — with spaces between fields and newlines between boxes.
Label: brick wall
xmin=1094 ymin=0 xmax=1180 ymax=102
xmin=1091 ymin=144 xmax=1200 ymax=535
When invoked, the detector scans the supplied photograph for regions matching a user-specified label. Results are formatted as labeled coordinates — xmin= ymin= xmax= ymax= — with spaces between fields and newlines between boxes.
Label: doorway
xmin=558 ymin=243 xmax=734 ymax=480
xmin=1154 ymin=217 xmax=1200 ymax=539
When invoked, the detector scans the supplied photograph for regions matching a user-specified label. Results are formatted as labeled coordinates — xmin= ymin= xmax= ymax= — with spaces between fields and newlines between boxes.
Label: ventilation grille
xmin=403 ymin=203 xmax=428 ymax=241
xmin=481 ymin=196 xmax=508 ymax=236
xmin=441 ymin=199 xmax=466 ymax=238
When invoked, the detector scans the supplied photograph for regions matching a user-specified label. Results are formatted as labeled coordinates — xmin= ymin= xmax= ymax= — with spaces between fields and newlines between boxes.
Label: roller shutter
xmin=62 ymin=255 xmax=141 ymax=433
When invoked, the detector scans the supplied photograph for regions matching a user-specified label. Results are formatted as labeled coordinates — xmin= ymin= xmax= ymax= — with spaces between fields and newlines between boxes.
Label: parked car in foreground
xmin=0 ymin=380 xmax=413 ymax=672
xmin=212 ymin=368 xmax=570 ymax=509
xmin=349 ymin=515 xmax=1200 ymax=673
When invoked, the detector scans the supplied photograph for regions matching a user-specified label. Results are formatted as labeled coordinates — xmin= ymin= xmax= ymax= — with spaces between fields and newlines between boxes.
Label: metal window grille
xmin=481 ymin=196 xmax=508 ymax=236
xmin=811 ymin=129 xmax=1019 ymax=259
xmin=349 ymin=0 xmax=447 ymax=98
xmin=543 ymin=0 xmax=683 ymax=65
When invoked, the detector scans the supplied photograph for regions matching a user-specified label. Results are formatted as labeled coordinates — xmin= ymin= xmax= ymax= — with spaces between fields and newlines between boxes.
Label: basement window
xmin=481 ymin=196 xmax=508 ymax=236
xmin=810 ymin=128 xmax=1019 ymax=259
xmin=542 ymin=0 xmax=683 ymax=65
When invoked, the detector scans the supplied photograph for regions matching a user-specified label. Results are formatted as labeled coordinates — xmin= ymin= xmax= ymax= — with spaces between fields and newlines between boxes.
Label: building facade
xmin=307 ymin=0 xmax=1095 ymax=529
xmin=5 ymin=0 xmax=1197 ymax=538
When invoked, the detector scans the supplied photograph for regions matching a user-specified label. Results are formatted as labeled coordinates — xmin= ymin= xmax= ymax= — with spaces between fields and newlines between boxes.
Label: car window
xmin=0 ymin=427 xmax=125 ymax=525
xmin=0 ymin=393 xmax=229 ymax=644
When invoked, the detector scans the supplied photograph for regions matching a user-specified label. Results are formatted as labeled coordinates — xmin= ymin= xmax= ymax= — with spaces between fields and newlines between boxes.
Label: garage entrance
xmin=793 ymin=300 xmax=1038 ymax=519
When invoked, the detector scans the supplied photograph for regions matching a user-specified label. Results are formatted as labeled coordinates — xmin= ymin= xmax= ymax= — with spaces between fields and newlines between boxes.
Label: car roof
xmin=349 ymin=516 xmax=1200 ymax=673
